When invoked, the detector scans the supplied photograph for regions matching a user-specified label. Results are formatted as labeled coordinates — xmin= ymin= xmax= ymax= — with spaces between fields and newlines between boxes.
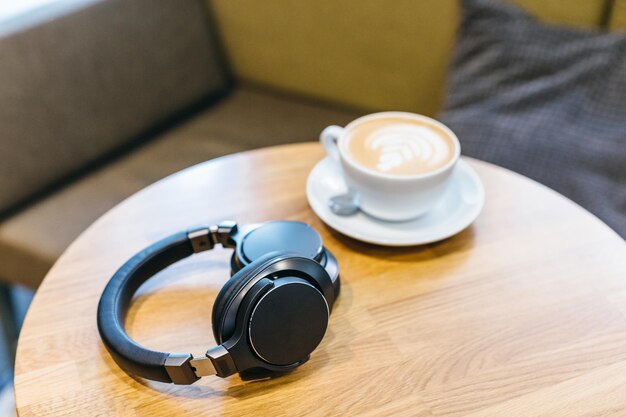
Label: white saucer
xmin=306 ymin=157 xmax=485 ymax=246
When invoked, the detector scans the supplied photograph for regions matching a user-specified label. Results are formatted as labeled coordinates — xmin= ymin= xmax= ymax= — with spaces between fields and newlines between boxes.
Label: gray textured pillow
xmin=440 ymin=0 xmax=626 ymax=238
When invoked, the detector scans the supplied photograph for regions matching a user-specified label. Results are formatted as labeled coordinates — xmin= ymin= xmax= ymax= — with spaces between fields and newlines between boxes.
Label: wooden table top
xmin=14 ymin=143 xmax=626 ymax=416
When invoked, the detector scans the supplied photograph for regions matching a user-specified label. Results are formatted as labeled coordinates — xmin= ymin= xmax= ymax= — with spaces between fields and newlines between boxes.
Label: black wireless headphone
xmin=97 ymin=220 xmax=339 ymax=385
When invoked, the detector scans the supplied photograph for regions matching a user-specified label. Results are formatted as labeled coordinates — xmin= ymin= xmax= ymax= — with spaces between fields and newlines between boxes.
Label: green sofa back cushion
xmin=209 ymin=0 xmax=609 ymax=116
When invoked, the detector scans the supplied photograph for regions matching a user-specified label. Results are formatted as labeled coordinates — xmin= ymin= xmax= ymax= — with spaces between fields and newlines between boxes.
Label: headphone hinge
xmin=209 ymin=225 xmax=220 ymax=246
xmin=187 ymin=221 xmax=238 ymax=253
xmin=216 ymin=221 xmax=238 ymax=248
xmin=187 ymin=227 xmax=213 ymax=253
xmin=185 ymin=346 xmax=236 ymax=379
xmin=164 ymin=353 xmax=200 ymax=385
xmin=206 ymin=345 xmax=237 ymax=378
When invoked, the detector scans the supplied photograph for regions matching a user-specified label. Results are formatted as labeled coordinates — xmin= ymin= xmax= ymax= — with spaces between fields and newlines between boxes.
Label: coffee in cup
xmin=344 ymin=115 xmax=456 ymax=176
xmin=320 ymin=112 xmax=461 ymax=221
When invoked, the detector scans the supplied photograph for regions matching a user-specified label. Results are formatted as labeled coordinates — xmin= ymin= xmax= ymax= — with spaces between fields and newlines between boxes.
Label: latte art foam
xmin=345 ymin=116 xmax=456 ymax=176
xmin=367 ymin=124 xmax=449 ymax=172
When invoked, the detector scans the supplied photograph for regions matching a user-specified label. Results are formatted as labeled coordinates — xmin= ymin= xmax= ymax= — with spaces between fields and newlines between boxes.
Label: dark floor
xmin=0 ymin=285 xmax=33 ymax=391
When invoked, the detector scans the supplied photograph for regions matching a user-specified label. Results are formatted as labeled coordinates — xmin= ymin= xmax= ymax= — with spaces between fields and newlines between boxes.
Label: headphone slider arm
xmin=190 ymin=356 xmax=217 ymax=378
xmin=164 ymin=353 xmax=219 ymax=384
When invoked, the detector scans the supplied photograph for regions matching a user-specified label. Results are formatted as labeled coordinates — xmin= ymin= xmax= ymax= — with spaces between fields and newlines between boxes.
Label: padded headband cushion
xmin=211 ymin=252 xmax=290 ymax=344
xmin=97 ymin=231 xmax=193 ymax=383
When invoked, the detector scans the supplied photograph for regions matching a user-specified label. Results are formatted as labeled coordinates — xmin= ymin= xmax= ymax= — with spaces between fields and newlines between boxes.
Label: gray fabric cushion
xmin=440 ymin=0 xmax=626 ymax=238
xmin=0 ymin=0 xmax=228 ymax=214
xmin=0 ymin=86 xmax=360 ymax=288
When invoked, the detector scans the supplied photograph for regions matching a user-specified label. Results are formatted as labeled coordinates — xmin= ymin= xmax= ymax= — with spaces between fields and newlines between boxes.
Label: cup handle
xmin=320 ymin=125 xmax=344 ymax=162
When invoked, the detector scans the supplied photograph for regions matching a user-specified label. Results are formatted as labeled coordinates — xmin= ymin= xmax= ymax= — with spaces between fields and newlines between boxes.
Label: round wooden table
xmin=14 ymin=143 xmax=626 ymax=416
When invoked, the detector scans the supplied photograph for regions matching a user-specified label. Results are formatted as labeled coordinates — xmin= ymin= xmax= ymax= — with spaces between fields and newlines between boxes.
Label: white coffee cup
xmin=320 ymin=112 xmax=461 ymax=221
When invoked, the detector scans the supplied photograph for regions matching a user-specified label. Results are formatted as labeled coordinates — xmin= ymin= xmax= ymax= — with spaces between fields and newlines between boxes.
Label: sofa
xmin=0 ymin=0 xmax=624 ymax=290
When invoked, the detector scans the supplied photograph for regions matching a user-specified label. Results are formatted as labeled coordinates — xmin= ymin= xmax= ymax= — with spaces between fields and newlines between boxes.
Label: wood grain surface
xmin=14 ymin=143 xmax=626 ymax=416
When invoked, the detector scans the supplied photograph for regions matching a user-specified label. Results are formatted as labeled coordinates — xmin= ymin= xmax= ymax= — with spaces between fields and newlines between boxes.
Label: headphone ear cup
xmin=211 ymin=252 xmax=287 ymax=344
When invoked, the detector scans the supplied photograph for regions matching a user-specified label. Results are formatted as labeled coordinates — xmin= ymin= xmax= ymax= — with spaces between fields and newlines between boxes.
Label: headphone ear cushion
xmin=211 ymin=252 xmax=288 ymax=344
xmin=211 ymin=269 xmax=251 ymax=343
